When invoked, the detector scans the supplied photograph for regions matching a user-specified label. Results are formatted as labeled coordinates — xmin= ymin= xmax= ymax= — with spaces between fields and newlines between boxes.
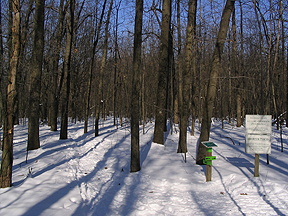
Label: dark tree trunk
xmin=130 ymin=0 xmax=143 ymax=173
xmin=0 ymin=0 xmax=3 ymax=126
xmin=27 ymin=0 xmax=45 ymax=150
xmin=113 ymin=2 xmax=121 ymax=127
xmin=178 ymin=0 xmax=197 ymax=153
xmin=84 ymin=0 xmax=107 ymax=134
xmin=49 ymin=0 xmax=68 ymax=132
xmin=153 ymin=0 xmax=171 ymax=144
xmin=196 ymin=0 xmax=235 ymax=165
xmin=60 ymin=0 xmax=75 ymax=139
xmin=17 ymin=0 xmax=33 ymax=125
xmin=95 ymin=0 xmax=113 ymax=137
xmin=174 ymin=0 xmax=181 ymax=125
xmin=0 ymin=0 xmax=20 ymax=188
xmin=231 ymin=4 xmax=241 ymax=127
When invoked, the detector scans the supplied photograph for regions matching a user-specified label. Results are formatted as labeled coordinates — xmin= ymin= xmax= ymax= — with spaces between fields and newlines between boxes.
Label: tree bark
xmin=95 ymin=0 xmax=113 ymax=137
xmin=153 ymin=0 xmax=171 ymax=144
xmin=196 ymin=0 xmax=235 ymax=165
xmin=240 ymin=0 xmax=245 ymax=125
xmin=177 ymin=0 xmax=197 ymax=153
xmin=130 ymin=0 xmax=143 ymax=173
xmin=231 ymin=5 xmax=241 ymax=128
xmin=0 ymin=0 xmax=3 ymax=126
xmin=27 ymin=0 xmax=45 ymax=150
xmin=0 ymin=0 xmax=20 ymax=188
xmin=49 ymin=0 xmax=69 ymax=131
xmin=60 ymin=0 xmax=75 ymax=139
xmin=174 ymin=0 xmax=181 ymax=125
xmin=84 ymin=0 xmax=107 ymax=133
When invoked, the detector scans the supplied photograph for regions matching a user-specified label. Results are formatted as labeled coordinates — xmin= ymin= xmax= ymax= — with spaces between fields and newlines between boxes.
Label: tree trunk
xmin=84 ymin=0 xmax=106 ymax=133
xmin=113 ymin=2 xmax=121 ymax=127
xmin=178 ymin=0 xmax=197 ymax=153
xmin=0 ymin=0 xmax=3 ymax=127
xmin=153 ymin=0 xmax=171 ymax=144
xmin=240 ymin=0 xmax=245 ymax=125
xmin=15 ymin=0 xmax=33 ymax=126
xmin=27 ymin=0 xmax=45 ymax=150
xmin=196 ymin=0 xmax=235 ymax=165
xmin=49 ymin=0 xmax=69 ymax=131
xmin=130 ymin=0 xmax=143 ymax=173
xmin=231 ymin=4 xmax=241 ymax=128
xmin=95 ymin=0 xmax=113 ymax=137
xmin=60 ymin=0 xmax=75 ymax=139
xmin=174 ymin=0 xmax=181 ymax=125
xmin=0 ymin=0 xmax=20 ymax=188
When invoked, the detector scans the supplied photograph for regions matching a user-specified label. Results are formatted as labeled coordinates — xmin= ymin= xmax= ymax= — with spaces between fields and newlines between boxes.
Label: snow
xmin=1 ymin=117 xmax=288 ymax=216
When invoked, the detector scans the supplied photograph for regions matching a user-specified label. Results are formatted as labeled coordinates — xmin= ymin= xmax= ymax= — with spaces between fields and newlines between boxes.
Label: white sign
xmin=245 ymin=115 xmax=272 ymax=154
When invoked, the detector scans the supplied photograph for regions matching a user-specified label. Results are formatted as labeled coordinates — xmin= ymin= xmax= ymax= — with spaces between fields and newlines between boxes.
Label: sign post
xmin=245 ymin=115 xmax=272 ymax=177
xmin=201 ymin=141 xmax=217 ymax=182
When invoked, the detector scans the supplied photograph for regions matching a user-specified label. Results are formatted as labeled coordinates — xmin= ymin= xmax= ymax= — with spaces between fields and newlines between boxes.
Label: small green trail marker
xmin=201 ymin=141 xmax=217 ymax=182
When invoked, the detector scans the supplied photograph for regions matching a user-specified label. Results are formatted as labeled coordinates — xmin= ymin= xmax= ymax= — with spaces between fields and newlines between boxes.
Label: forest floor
xmin=0 ymin=117 xmax=288 ymax=215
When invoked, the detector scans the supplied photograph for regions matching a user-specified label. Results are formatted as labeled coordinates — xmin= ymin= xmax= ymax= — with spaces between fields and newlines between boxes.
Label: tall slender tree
xmin=84 ymin=0 xmax=107 ymax=134
xmin=231 ymin=4 xmax=241 ymax=127
xmin=130 ymin=0 xmax=143 ymax=172
xmin=27 ymin=0 xmax=45 ymax=150
xmin=153 ymin=0 xmax=172 ymax=144
xmin=175 ymin=0 xmax=181 ymax=125
xmin=49 ymin=0 xmax=69 ymax=132
xmin=95 ymin=0 xmax=113 ymax=137
xmin=196 ymin=0 xmax=235 ymax=165
xmin=0 ymin=0 xmax=21 ymax=188
xmin=60 ymin=0 xmax=75 ymax=139
xmin=113 ymin=0 xmax=122 ymax=127
xmin=177 ymin=0 xmax=197 ymax=153
xmin=0 ymin=0 xmax=3 ymax=125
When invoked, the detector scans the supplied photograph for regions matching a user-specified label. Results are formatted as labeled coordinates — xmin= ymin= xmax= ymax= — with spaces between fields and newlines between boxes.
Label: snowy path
xmin=0 ymin=118 xmax=288 ymax=215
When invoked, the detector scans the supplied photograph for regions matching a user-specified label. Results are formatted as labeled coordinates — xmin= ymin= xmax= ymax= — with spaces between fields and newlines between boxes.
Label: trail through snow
xmin=0 ymin=118 xmax=288 ymax=215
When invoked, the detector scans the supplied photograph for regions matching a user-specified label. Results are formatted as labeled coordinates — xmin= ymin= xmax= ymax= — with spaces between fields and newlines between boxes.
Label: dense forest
xmin=0 ymin=0 xmax=287 ymax=187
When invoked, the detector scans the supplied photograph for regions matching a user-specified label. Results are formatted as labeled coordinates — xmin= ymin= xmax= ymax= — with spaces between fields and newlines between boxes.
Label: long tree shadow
xmin=21 ymin=122 xmax=154 ymax=216
xmin=210 ymin=127 xmax=287 ymax=215
xmin=21 ymin=129 xmax=130 ymax=216
xmin=211 ymin=135 xmax=288 ymax=177
xmin=2 ymin=130 xmax=117 ymax=210
xmin=71 ymin=130 xmax=154 ymax=215
xmin=11 ymin=124 xmax=121 ymax=203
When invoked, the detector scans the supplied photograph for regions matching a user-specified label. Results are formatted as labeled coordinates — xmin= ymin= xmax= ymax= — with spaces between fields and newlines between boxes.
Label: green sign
xmin=203 ymin=156 xmax=216 ymax=166
xmin=201 ymin=141 xmax=217 ymax=148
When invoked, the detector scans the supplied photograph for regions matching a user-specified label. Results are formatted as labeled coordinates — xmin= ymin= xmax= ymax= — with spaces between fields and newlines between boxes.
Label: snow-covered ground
xmin=0 ymin=117 xmax=288 ymax=216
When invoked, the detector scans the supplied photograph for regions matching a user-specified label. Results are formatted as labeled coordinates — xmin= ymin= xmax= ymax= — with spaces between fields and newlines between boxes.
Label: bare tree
xmin=84 ymin=0 xmax=107 ymax=134
xmin=153 ymin=0 xmax=172 ymax=144
xmin=95 ymin=0 xmax=113 ymax=137
xmin=49 ymin=0 xmax=69 ymax=132
xmin=177 ymin=0 xmax=197 ymax=153
xmin=60 ymin=0 xmax=75 ymax=139
xmin=0 ymin=0 xmax=3 ymax=126
xmin=196 ymin=0 xmax=235 ymax=165
xmin=0 ymin=0 xmax=21 ymax=188
xmin=130 ymin=0 xmax=143 ymax=172
xmin=27 ymin=0 xmax=46 ymax=150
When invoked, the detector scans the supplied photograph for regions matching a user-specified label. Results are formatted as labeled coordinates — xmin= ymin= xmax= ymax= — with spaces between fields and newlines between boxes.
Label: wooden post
xmin=254 ymin=154 xmax=259 ymax=177
xmin=206 ymin=149 xmax=212 ymax=181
